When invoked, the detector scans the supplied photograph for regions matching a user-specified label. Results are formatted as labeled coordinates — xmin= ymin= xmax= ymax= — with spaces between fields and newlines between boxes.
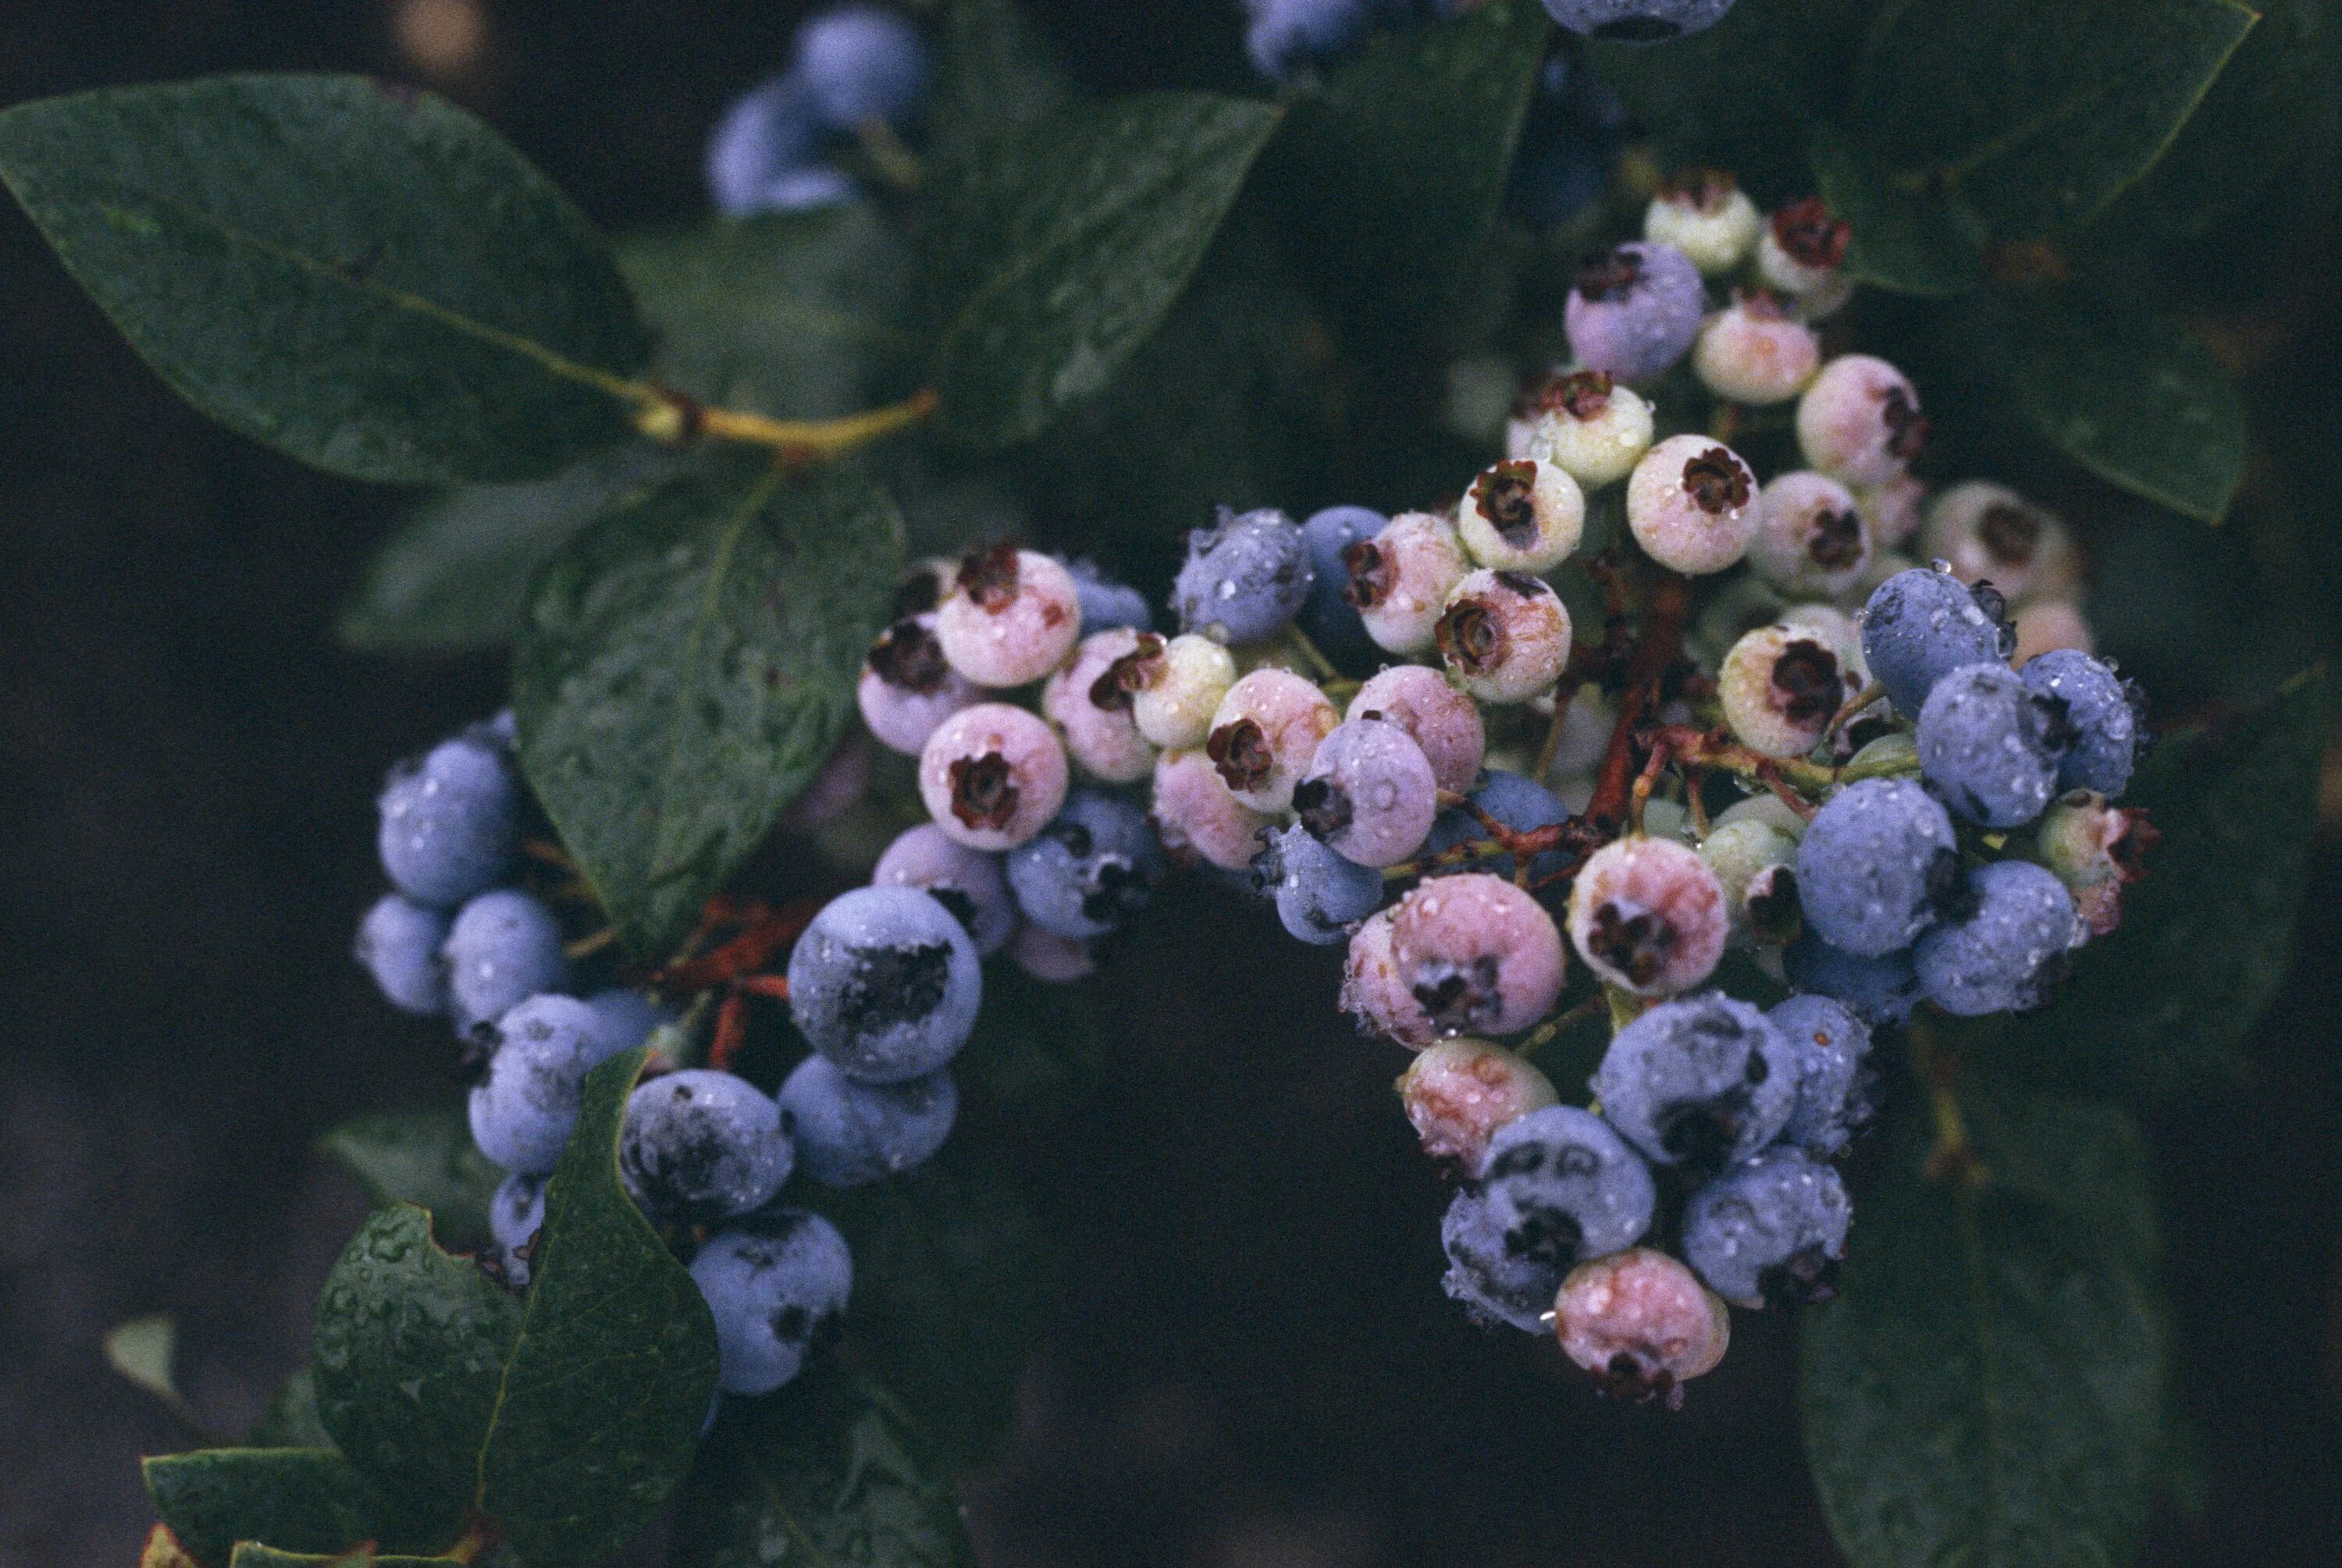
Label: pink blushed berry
xmin=857 ymin=613 xmax=981 ymax=756
xmin=1296 ymin=716 xmax=1439 ymax=867
xmin=1345 ymin=510 xmax=1469 ymax=655
xmin=1749 ymin=471 xmax=1870 ymax=599
xmin=1555 ymin=1247 xmax=1731 ymax=1406
xmin=1856 ymin=473 xmax=1927 ymax=549
xmin=1456 ymin=457 xmax=1585 ymax=574
xmin=1920 ymin=481 xmax=2081 ymax=607
xmin=1643 ymin=169 xmax=1761 ymax=276
xmin=1691 ymin=292 xmax=1820 ymax=407
xmin=1626 ymin=435 xmax=1759 ymax=575
xmin=1347 ymin=664 xmax=1486 ymax=795
xmin=917 ymin=702 xmax=1069 ymax=852
xmin=1151 ymin=747 xmax=1273 ymax=873
xmin=1396 ymin=1039 xmax=1559 ymax=1172
xmin=1566 ymin=836 xmax=1728 ymax=996
xmin=1042 ymin=628 xmax=1158 ymax=784
xmin=2038 ymin=792 xmax=2159 ymax=937
xmin=1720 ymin=624 xmax=1853 ymax=760
xmin=1125 ymin=631 xmax=1236 ymax=751
xmin=934 ymin=543 xmax=1082 ymax=688
xmin=1009 ymin=920 xmax=1094 ymax=983
xmin=1796 ymin=356 xmax=1927 ymax=488
xmin=1435 ymin=570 xmax=1573 ymax=705
xmin=1340 ymin=907 xmax=1438 ymax=1048
xmin=1519 ymin=370 xmax=1654 ymax=489
xmin=871 ymin=822 xmax=1017 ymax=955
xmin=2013 ymin=600 xmax=2095 ymax=665
xmin=1205 ymin=667 xmax=1340 ymax=812
xmin=1390 ymin=873 xmax=1567 ymax=1036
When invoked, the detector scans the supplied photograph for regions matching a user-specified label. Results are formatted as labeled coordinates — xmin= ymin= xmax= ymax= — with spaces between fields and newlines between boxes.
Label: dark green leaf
xmin=671 ymin=1371 xmax=976 ymax=1568
xmin=1262 ymin=0 xmax=1548 ymax=344
xmin=1845 ymin=0 xmax=2257 ymax=237
xmin=617 ymin=205 xmax=922 ymax=420
xmin=928 ymin=0 xmax=1075 ymax=163
xmin=1809 ymin=126 xmax=1987 ymax=297
xmin=1801 ymin=1086 xmax=2166 ymax=1568
xmin=338 ymin=447 xmax=672 ymax=654
xmin=313 ymin=1049 xmax=719 ymax=1566
xmin=226 ymin=1548 xmax=466 ymax=1568
xmin=924 ymin=92 xmax=1279 ymax=447
xmin=319 ymin=1106 xmax=506 ymax=1247
xmin=513 ymin=457 xmax=902 ymax=958
xmin=247 ymin=1369 xmax=333 ymax=1450
xmin=952 ymin=962 xmax=1106 ymax=1108
xmin=144 ymin=1449 xmax=460 ymax=1568
xmin=0 ymin=75 xmax=648 ymax=485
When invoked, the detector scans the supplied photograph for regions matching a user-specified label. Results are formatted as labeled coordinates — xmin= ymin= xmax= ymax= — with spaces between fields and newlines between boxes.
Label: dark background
xmin=2 ymin=3 xmax=2337 ymax=1564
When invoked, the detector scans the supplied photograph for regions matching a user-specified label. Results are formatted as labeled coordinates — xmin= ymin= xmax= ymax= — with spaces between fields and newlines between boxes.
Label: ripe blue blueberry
xmin=1767 ymin=994 xmax=1872 ymax=1157
xmin=468 ymin=994 xmax=618 ymax=1175
xmin=1543 ymin=0 xmax=1738 ymax=43
xmin=1781 ymin=930 xmax=1922 ymax=1027
xmin=621 ymin=1069 xmax=794 ymax=1225
xmin=1564 ymin=241 xmax=1704 ymax=384
xmin=1297 ymin=506 xmax=1385 ymax=669
xmin=1242 ymin=0 xmax=1378 ymax=81
xmin=689 ymin=1211 xmax=852 ymax=1396
xmin=776 ymin=1054 xmax=957 ymax=1187
xmin=582 ymin=988 xmax=677 ymax=1055
xmin=2020 ymin=649 xmax=2141 ymax=798
xmin=1476 ymin=1104 xmax=1657 ymax=1266
xmin=1589 ymin=992 xmax=1798 ymax=1176
xmin=1251 ymin=822 xmax=1383 ymax=945
xmin=1441 ymin=1186 xmax=1563 ymax=1335
xmin=1681 ymin=1147 xmax=1851 ymax=1307
xmin=1005 ymin=789 xmax=1166 ymax=939
xmin=355 ymin=894 xmax=450 ymax=1015
xmin=1419 ymin=768 xmax=1571 ymax=881
xmin=377 ymin=734 xmax=520 ymax=908
xmin=794 ymin=5 xmax=928 ymax=133
xmin=1913 ymin=859 xmax=2078 ymax=1015
xmin=442 ymin=890 xmax=569 ymax=1030
xmin=1860 ymin=566 xmax=2014 ymax=717
xmin=1063 ymin=559 xmax=1155 ymax=634
xmin=488 ymin=1171 xmax=546 ymax=1287
xmin=706 ymin=76 xmax=852 ymax=217
xmin=1796 ymin=778 xmax=1961 ymax=958
xmin=1917 ymin=662 xmax=2076 ymax=827
xmin=1173 ymin=506 xmax=1314 ymax=645
xmin=788 ymin=886 xmax=982 ymax=1083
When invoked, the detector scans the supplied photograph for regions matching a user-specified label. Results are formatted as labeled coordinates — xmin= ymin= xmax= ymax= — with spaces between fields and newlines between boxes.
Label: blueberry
xmin=788 ymin=887 xmax=982 ymax=1083
xmin=1173 ymin=506 xmax=1313 ymax=645
xmin=487 ymin=1171 xmax=546 ymax=1287
xmin=1251 ymin=822 xmax=1383 ymax=945
xmin=1860 ymin=567 xmax=2013 ymax=717
xmin=1297 ymin=507 xmax=1384 ymax=669
xmin=1917 ymin=662 xmax=2075 ymax=827
xmin=689 ymin=1211 xmax=852 ymax=1396
xmin=1441 ymin=1186 xmax=1562 ymax=1335
xmin=705 ymin=74 xmax=846 ymax=218
xmin=2020 ymin=649 xmax=2141 ymax=798
xmin=582 ymin=988 xmax=678 ymax=1054
xmin=1781 ymin=930 xmax=1922 ymax=1027
xmin=1564 ymin=241 xmax=1704 ymax=384
xmin=776 ymin=1054 xmax=957 ymax=1187
xmin=1475 ymin=1104 xmax=1657 ymax=1266
xmin=1063 ymin=558 xmax=1155 ymax=634
xmin=1589 ymin=992 xmax=1799 ymax=1176
xmin=355 ymin=894 xmax=450 ymax=1015
xmin=871 ymin=823 xmax=1018 ymax=955
xmin=1796 ymin=778 xmax=1960 ymax=958
xmin=1913 ymin=859 xmax=2078 ymax=1015
xmin=1294 ymin=718 xmax=1440 ymax=868
xmin=794 ymin=5 xmax=928 ymax=133
xmin=1681 ymin=1147 xmax=1851 ymax=1307
xmin=442 ymin=890 xmax=569 ymax=1029
xmin=1767 ymin=994 xmax=1872 ymax=1157
xmin=1419 ymin=768 xmax=1571 ymax=880
xmin=1542 ymin=0 xmax=1738 ymax=42
xmin=468 ymin=994 xmax=618 ymax=1175
xmin=1005 ymin=789 xmax=1166 ymax=939
xmin=1506 ymin=75 xmax=1621 ymax=230
xmin=1243 ymin=0 xmax=1378 ymax=81
xmin=377 ymin=735 xmax=520 ymax=908
xmin=621 ymin=1070 xmax=793 ymax=1225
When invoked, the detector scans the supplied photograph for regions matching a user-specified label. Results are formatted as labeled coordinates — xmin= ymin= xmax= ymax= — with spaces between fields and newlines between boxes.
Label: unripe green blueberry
xmin=1626 ymin=435 xmax=1759 ymax=575
xmin=1346 ymin=510 xmax=1470 ymax=655
xmin=1699 ymin=817 xmax=1803 ymax=946
xmin=1456 ymin=457 xmax=1585 ymax=573
xmin=1436 ymin=570 xmax=1574 ymax=704
xmin=2038 ymin=791 xmax=2158 ymax=936
xmin=1756 ymin=197 xmax=1853 ymax=319
xmin=1522 ymin=370 xmax=1654 ymax=489
xmin=1714 ymin=791 xmax=1808 ymax=840
xmin=1643 ymin=169 xmax=1761 ymax=276
xmin=1720 ymin=624 xmax=1852 ymax=759
xmin=1126 ymin=632 xmax=1237 ymax=751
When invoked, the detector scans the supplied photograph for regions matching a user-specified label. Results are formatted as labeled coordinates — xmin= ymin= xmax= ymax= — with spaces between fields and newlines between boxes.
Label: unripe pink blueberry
xmin=857 ymin=613 xmax=981 ymax=756
xmin=1150 ymin=746 xmax=1272 ymax=873
xmin=1345 ymin=510 xmax=1470 ymax=655
xmin=2013 ymin=600 xmax=2095 ymax=665
xmin=1643 ymin=169 xmax=1761 ymax=276
xmin=1567 ymin=836 xmax=1728 ymax=996
xmin=1435 ymin=570 xmax=1573 ymax=704
xmin=1920 ymin=481 xmax=2081 ymax=607
xmin=1756 ymin=197 xmax=1853 ymax=319
xmin=1456 ymin=457 xmax=1584 ymax=573
xmin=1396 ymin=1038 xmax=1559 ymax=1171
xmin=1626 ymin=435 xmax=1759 ymax=575
xmin=1295 ymin=717 xmax=1439 ymax=867
xmin=1749 ymin=471 xmax=1870 ymax=599
xmin=1341 ymin=907 xmax=1438 ymax=1048
xmin=1041 ymin=628 xmax=1158 ymax=784
xmin=1347 ymin=664 xmax=1485 ymax=795
xmin=1692 ymin=291 xmax=1820 ymax=406
xmin=871 ymin=822 xmax=1017 ymax=955
xmin=1796 ymin=355 xmax=1927 ymax=488
xmin=934 ymin=543 xmax=1082 ymax=688
xmin=1719 ymin=624 xmax=1853 ymax=760
xmin=1125 ymin=631 xmax=1236 ymax=751
xmin=1519 ymin=370 xmax=1654 ymax=489
xmin=917 ymin=702 xmax=1069 ymax=851
xmin=1205 ymin=668 xmax=1339 ymax=812
xmin=1555 ymin=1247 xmax=1731 ymax=1405
xmin=1390 ymin=873 xmax=1567 ymax=1036
xmin=1856 ymin=473 xmax=1926 ymax=548
xmin=1009 ymin=921 xmax=1094 ymax=983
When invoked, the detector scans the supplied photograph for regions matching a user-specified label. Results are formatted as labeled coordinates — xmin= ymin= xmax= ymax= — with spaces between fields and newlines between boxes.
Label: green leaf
xmin=312 ymin=1048 xmax=719 ymax=1566
xmin=671 ymin=1371 xmax=976 ymax=1568
xmin=924 ymin=92 xmax=1280 ymax=447
xmin=1809 ymin=126 xmax=1988 ymax=297
xmin=1801 ymin=1086 xmax=2166 ymax=1568
xmin=514 ymin=457 xmax=902 ymax=958
xmin=616 ymin=205 xmax=922 ymax=420
xmin=144 ymin=1449 xmax=460 ymax=1568
xmin=1978 ymin=666 xmax=2327 ymax=1097
xmin=247 ymin=1370 xmax=333 ymax=1450
xmin=1262 ymin=0 xmax=1548 ymax=344
xmin=226 ymin=1548 xmax=467 ymax=1568
xmin=0 ymin=75 xmax=649 ymax=485
xmin=338 ymin=447 xmax=672 ymax=654
xmin=1844 ymin=0 xmax=2258 ymax=238
xmin=928 ymin=0 xmax=1075 ymax=163
xmin=319 ymin=1105 xmax=506 ymax=1248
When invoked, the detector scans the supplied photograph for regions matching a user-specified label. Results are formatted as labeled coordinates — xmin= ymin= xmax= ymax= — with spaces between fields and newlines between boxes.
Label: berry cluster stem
xmin=632 ymin=387 xmax=940 ymax=462
xmin=1584 ymin=570 xmax=1692 ymax=832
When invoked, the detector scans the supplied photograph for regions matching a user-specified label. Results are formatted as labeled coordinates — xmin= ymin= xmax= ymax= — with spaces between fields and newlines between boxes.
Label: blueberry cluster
xmin=706 ymin=4 xmax=928 ymax=216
